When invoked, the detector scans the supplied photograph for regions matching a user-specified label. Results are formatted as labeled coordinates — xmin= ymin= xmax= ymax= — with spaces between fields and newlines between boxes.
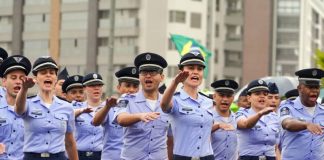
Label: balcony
xmin=225 ymin=10 xmax=243 ymax=25
xmin=224 ymin=40 xmax=242 ymax=51
xmin=99 ymin=0 xmax=140 ymax=10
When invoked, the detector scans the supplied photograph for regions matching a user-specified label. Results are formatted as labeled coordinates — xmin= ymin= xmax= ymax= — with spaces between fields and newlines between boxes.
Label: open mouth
xmin=44 ymin=80 xmax=53 ymax=86
xmin=269 ymin=104 xmax=277 ymax=108
xmin=191 ymin=76 xmax=199 ymax=81
xmin=145 ymin=80 xmax=153 ymax=84
xmin=309 ymin=94 xmax=318 ymax=102
xmin=13 ymin=86 xmax=21 ymax=92
xmin=258 ymin=99 xmax=265 ymax=104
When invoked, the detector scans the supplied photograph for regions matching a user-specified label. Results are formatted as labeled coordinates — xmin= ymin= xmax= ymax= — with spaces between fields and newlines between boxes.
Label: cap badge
xmin=258 ymin=80 xmax=263 ymax=84
xmin=93 ymin=74 xmax=98 ymax=79
xmin=225 ymin=80 xmax=230 ymax=86
xmin=131 ymin=68 xmax=136 ymax=74
xmin=74 ymin=76 xmax=79 ymax=81
xmin=145 ymin=54 xmax=151 ymax=61
xmin=312 ymin=70 xmax=317 ymax=76
xmin=13 ymin=57 xmax=23 ymax=63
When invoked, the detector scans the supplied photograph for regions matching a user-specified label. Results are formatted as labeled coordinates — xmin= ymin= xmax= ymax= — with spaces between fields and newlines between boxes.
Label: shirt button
xmin=48 ymin=131 xmax=50 ymax=133
xmin=14 ymin=118 xmax=16 ymax=120
xmin=200 ymin=115 xmax=203 ymax=117
xmin=46 ymin=142 xmax=48 ymax=145
xmin=266 ymin=134 xmax=269 ymax=136
xmin=115 ymin=125 xmax=118 ymax=128
xmin=148 ymin=152 xmax=150 ymax=154
xmin=198 ymin=106 xmax=200 ymax=108
xmin=13 ymin=130 xmax=16 ymax=132
xmin=187 ymin=111 xmax=189 ymax=114
xmin=199 ymin=136 xmax=201 ymax=139
xmin=47 ymin=111 xmax=50 ymax=113
xmin=197 ymin=147 xmax=200 ymax=149
xmin=151 ymin=139 xmax=153 ymax=141
xmin=152 ymin=126 xmax=155 ymax=128
xmin=11 ymin=142 xmax=13 ymax=144
xmin=226 ymin=145 xmax=229 ymax=148
xmin=48 ymin=121 xmax=51 ymax=123
xmin=200 ymin=126 xmax=203 ymax=128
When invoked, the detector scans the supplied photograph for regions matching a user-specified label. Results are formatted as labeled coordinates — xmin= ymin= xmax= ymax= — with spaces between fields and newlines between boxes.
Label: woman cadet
xmin=161 ymin=51 xmax=216 ymax=160
xmin=15 ymin=56 xmax=78 ymax=160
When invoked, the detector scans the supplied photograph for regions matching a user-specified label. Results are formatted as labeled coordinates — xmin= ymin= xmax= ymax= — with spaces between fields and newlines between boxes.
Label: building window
xmin=98 ymin=38 xmax=108 ymax=47
xmin=312 ymin=10 xmax=319 ymax=25
xmin=169 ymin=10 xmax=186 ymax=23
xmin=99 ymin=10 xmax=109 ymax=19
xmin=225 ymin=50 xmax=241 ymax=67
xmin=190 ymin=12 xmax=201 ymax=28
xmin=214 ymin=49 xmax=218 ymax=63
xmin=277 ymin=32 xmax=298 ymax=45
xmin=215 ymin=23 xmax=219 ymax=37
xmin=278 ymin=0 xmax=300 ymax=14
xmin=215 ymin=0 xmax=220 ymax=12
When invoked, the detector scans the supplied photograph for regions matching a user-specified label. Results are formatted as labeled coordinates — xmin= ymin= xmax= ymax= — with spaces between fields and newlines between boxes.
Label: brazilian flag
xmin=170 ymin=34 xmax=212 ymax=79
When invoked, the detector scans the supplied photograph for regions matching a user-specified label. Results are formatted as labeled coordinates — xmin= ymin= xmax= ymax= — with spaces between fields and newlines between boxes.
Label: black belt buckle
xmin=86 ymin=151 xmax=93 ymax=157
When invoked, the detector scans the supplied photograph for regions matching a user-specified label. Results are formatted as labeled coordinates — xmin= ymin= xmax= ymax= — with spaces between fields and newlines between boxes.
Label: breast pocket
xmin=54 ymin=114 xmax=68 ymax=133
xmin=153 ymin=116 xmax=169 ymax=137
xmin=75 ymin=116 xmax=86 ymax=126
xmin=0 ymin=118 xmax=11 ymax=138
xmin=178 ymin=106 xmax=201 ymax=126
xmin=28 ymin=111 xmax=46 ymax=119
xmin=249 ymin=125 xmax=263 ymax=141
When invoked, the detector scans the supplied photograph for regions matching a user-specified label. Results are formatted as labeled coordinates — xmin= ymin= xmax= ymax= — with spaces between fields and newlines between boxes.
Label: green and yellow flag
xmin=170 ymin=34 xmax=212 ymax=79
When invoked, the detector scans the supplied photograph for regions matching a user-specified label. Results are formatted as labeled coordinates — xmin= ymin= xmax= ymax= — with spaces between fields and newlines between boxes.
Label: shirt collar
xmin=179 ymin=88 xmax=203 ymax=104
xmin=135 ymin=90 xmax=162 ymax=103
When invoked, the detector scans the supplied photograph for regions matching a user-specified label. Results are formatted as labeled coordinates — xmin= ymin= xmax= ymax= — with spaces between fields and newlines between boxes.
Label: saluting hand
xmin=259 ymin=107 xmax=274 ymax=116
xmin=0 ymin=143 xmax=5 ymax=154
xmin=82 ymin=107 xmax=93 ymax=113
xmin=21 ymin=76 xmax=35 ymax=89
xmin=306 ymin=123 xmax=323 ymax=135
xmin=139 ymin=112 xmax=160 ymax=123
xmin=105 ymin=96 xmax=118 ymax=108
xmin=174 ymin=71 xmax=189 ymax=84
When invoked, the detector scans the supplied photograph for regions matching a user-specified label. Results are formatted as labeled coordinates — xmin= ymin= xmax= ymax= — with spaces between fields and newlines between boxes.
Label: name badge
xmin=31 ymin=110 xmax=43 ymax=116
xmin=181 ymin=107 xmax=193 ymax=112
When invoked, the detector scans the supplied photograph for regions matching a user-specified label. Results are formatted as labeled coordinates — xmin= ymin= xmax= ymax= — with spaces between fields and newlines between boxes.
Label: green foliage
xmin=314 ymin=49 xmax=324 ymax=87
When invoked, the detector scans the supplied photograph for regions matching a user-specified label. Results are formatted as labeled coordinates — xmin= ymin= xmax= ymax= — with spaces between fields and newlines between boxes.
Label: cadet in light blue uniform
xmin=0 ymin=55 xmax=31 ymax=160
xmin=15 ymin=56 xmax=78 ymax=160
xmin=115 ymin=52 xmax=169 ymax=160
xmin=73 ymin=73 xmax=105 ymax=160
xmin=236 ymin=79 xmax=280 ymax=160
xmin=92 ymin=66 xmax=140 ymax=160
xmin=279 ymin=68 xmax=324 ymax=160
xmin=161 ymin=51 xmax=215 ymax=160
xmin=210 ymin=79 xmax=239 ymax=160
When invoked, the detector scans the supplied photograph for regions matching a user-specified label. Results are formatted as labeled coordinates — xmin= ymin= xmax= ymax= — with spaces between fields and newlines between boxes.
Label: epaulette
xmin=198 ymin=92 xmax=213 ymax=99
xmin=56 ymin=96 xmax=68 ymax=102
xmin=27 ymin=95 xmax=37 ymax=99
xmin=72 ymin=101 xmax=83 ymax=107
xmin=117 ymin=99 xmax=129 ymax=108
xmin=173 ymin=92 xmax=180 ymax=95
xmin=120 ymin=93 xmax=136 ymax=99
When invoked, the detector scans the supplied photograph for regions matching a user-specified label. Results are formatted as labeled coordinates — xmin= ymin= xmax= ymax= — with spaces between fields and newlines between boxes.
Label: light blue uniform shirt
xmin=21 ymin=95 xmax=75 ymax=153
xmin=73 ymin=101 xmax=104 ymax=151
xmin=0 ymin=94 xmax=24 ymax=160
xmin=211 ymin=111 xmax=237 ymax=160
xmin=114 ymin=91 xmax=169 ymax=160
xmin=100 ymin=105 xmax=123 ymax=160
xmin=166 ymin=89 xmax=214 ymax=157
xmin=279 ymin=97 xmax=324 ymax=160
xmin=236 ymin=108 xmax=280 ymax=157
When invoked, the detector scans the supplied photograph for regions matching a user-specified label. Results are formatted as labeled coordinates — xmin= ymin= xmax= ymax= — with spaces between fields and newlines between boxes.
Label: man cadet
xmin=0 ymin=55 xmax=31 ymax=159
xmin=115 ymin=52 xmax=169 ymax=160
xmin=267 ymin=82 xmax=281 ymax=111
xmin=279 ymin=68 xmax=324 ymax=160
xmin=92 ymin=66 xmax=139 ymax=160
xmin=210 ymin=79 xmax=239 ymax=160
xmin=55 ymin=67 xmax=69 ymax=100
xmin=62 ymin=75 xmax=85 ymax=102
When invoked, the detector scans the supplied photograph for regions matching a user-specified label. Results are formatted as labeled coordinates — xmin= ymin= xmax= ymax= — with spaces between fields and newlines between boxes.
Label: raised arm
xmin=237 ymin=107 xmax=274 ymax=129
xmin=15 ymin=76 xmax=35 ymax=115
xmin=92 ymin=97 xmax=117 ymax=126
xmin=160 ymin=71 xmax=189 ymax=112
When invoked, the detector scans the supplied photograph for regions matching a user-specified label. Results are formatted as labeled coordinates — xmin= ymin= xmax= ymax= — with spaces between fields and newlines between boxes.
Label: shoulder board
xmin=27 ymin=95 xmax=37 ymax=99
xmin=198 ymin=92 xmax=213 ymax=99
xmin=173 ymin=92 xmax=180 ymax=95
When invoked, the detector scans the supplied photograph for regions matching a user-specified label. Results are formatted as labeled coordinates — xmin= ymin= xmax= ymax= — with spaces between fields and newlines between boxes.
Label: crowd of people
xmin=0 ymin=46 xmax=323 ymax=160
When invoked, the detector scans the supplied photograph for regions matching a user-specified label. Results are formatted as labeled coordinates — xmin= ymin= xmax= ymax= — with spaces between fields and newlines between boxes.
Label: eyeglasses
xmin=139 ymin=71 xmax=161 ymax=76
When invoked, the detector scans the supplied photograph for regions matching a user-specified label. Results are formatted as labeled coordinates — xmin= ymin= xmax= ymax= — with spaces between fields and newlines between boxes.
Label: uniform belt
xmin=239 ymin=155 xmax=275 ymax=160
xmin=24 ymin=152 xmax=64 ymax=158
xmin=78 ymin=151 xmax=101 ymax=157
xmin=173 ymin=154 xmax=214 ymax=160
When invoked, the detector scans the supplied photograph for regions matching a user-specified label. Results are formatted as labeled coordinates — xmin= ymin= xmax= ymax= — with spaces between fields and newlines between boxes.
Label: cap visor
xmin=181 ymin=61 xmax=205 ymax=67
xmin=84 ymin=81 xmax=104 ymax=86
